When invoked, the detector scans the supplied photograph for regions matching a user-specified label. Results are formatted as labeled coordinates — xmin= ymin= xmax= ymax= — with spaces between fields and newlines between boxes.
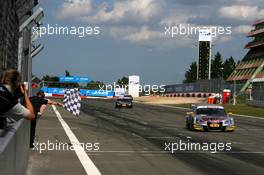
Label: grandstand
xmin=228 ymin=19 xmax=264 ymax=92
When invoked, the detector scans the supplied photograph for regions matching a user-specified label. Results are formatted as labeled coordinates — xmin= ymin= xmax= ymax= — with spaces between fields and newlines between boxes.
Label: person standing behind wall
xmin=0 ymin=69 xmax=35 ymax=128
xmin=29 ymin=90 xmax=63 ymax=148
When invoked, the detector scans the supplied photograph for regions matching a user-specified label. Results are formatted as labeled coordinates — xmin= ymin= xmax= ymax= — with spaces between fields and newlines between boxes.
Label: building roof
xmin=247 ymin=28 xmax=264 ymax=37
xmin=253 ymin=19 xmax=264 ymax=26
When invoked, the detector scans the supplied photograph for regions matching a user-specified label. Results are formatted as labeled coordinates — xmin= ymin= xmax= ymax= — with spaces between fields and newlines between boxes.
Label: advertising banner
xmin=79 ymin=89 xmax=115 ymax=97
xmin=59 ymin=76 xmax=90 ymax=83
xmin=41 ymin=87 xmax=114 ymax=97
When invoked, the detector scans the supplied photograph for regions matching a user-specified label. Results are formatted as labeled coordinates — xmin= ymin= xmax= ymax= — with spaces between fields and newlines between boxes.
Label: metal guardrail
xmin=247 ymin=100 xmax=264 ymax=108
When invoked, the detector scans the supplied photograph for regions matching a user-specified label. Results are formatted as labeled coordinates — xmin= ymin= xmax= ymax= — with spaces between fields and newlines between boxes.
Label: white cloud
xmin=159 ymin=5 xmax=207 ymax=26
xmin=55 ymin=0 xmax=262 ymax=48
xmin=109 ymin=26 xmax=160 ymax=42
xmin=109 ymin=27 xmax=137 ymax=38
xmin=57 ymin=0 xmax=92 ymax=19
xmin=215 ymin=35 xmax=233 ymax=43
xmin=232 ymin=25 xmax=253 ymax=34
xmin=129 ymin=0 xmax=161 ymax=20
xmin=219 ymin=5 xmax=264 ymax=21
xmin=58 ymin=0 xmax=162 ymax=23
xmin=123 ymin=26 xmax=160 ymax=42
xmin=212 ymin=25 xmax=253 ymax=44
xmin=160 ymin=12 xmax=190 ymax=26
xmin=108 ymin=25 xmax=194 ymax=48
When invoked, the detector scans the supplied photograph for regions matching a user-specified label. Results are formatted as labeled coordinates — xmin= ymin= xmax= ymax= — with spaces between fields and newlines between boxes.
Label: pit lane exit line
xmin=52 ymin=106 xmax=101 ymax=175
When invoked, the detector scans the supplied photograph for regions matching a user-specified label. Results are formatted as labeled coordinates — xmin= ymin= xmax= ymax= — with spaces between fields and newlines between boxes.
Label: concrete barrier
xmin=0 ymin=119 xmax=30 ymax=175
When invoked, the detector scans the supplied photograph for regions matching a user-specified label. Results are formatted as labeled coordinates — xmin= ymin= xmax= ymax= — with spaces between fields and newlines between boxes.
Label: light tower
xmin=197 ymin=28 xmax=212 ymax=80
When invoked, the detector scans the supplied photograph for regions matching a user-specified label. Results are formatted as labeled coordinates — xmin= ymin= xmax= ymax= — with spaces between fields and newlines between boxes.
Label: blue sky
xmin=33 ymin=0 xmax=264 ymax=84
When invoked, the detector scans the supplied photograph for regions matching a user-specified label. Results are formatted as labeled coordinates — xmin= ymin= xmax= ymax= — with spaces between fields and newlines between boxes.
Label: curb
xmin=161 ymin=93 xmax=214 ymax=98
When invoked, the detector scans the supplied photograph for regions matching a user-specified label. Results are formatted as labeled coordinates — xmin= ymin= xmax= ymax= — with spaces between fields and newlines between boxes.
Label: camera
xmin=13 ymin=84 xmax=25 ymax=99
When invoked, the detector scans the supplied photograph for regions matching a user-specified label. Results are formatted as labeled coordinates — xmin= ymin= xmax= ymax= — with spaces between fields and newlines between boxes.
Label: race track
xmin=27 ymin=98 xmax=264 ymax=175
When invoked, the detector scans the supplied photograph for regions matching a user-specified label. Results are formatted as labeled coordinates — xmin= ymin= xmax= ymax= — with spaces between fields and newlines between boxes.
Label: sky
xmin=32 ymin=0 xmax=264 ymax=85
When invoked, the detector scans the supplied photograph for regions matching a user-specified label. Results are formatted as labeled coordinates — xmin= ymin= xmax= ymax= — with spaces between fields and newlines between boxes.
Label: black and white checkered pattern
xmin=63 ymin=89 xmax=81 ymax=116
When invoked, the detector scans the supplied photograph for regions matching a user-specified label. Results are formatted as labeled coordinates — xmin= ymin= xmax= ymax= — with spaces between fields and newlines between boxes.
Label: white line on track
xmin=85 ymin=150 xmax=264 ymax=154
xmin=52 ymin=106 xmax=101 ymax=175
xmin=147 ymin=136 xmax=177 ymax=139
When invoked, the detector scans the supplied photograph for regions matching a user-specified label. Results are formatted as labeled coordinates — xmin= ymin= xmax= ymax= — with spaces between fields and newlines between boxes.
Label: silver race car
xmin=185 ymin=104 xmax=236 ymax=132
xmin=115 ymin=95 xmax=133 ymax=108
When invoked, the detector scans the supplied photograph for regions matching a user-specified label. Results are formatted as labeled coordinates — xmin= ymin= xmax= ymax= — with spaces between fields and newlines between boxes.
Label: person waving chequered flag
xmin=63 ymin=88 xmax=81 ymax=116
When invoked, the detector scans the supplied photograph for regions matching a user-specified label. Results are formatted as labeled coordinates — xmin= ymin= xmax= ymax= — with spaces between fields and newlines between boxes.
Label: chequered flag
xmin=63 ymin=88 xmax=81 ymax=116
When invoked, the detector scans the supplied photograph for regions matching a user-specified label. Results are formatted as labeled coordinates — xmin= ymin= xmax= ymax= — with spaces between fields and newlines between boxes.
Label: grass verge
xmin=172 ymin=103 xmax=264 ymax=118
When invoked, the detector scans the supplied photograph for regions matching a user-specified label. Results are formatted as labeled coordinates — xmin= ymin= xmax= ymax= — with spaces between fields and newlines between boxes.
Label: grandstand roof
xmin=245 ymin=40 xmax=264 ymax=49
xmin=247 ymin=28 xmax=264 ymax=37
xmin=253 ymin=19 xmax=264 ymax=26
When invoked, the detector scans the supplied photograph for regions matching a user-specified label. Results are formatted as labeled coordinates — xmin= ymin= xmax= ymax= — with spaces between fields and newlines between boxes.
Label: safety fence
xmin=165 ymin=79 xmax=244 ymax=95
xmin=247 ymin=81 xmax=264 ymax=107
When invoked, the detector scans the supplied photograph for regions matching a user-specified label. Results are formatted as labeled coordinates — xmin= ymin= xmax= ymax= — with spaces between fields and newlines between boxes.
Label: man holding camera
xmin=0 ymin=69 xmax=35 ymax=124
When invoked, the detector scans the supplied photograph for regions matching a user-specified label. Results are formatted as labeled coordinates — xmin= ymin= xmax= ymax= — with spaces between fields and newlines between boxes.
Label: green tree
xmin=183 ymin=62 xmax=197 ymax=83
xmin=183 ymin=51 xmax=239 ymax=82
xmin=42 ymin=75 xmax=59 ymax=82
xmin=223 ymin=56 xmax=236 ymax=80
xmin=211 ymin=52 xmax=223 ymax=79
xmin=117 ymin=77 xmax=129 ymax=85
xmin=87 ymin=80 xmax=105 ymax=90
xmin=42 ymin=75 xmax=80 ymax=88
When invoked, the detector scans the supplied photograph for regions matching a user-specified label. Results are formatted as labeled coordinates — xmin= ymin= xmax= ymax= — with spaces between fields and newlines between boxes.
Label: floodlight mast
xmin=18 ymin=7 xmax=44 ymax=96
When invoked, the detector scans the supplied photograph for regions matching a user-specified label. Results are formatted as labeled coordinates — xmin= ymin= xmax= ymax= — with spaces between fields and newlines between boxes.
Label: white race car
xmin=185 ymin=104 xmax=236 ymax=132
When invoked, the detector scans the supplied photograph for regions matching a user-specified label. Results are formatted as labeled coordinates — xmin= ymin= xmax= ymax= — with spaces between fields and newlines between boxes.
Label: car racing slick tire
xmin=221 ymin=126 xmax=226 ymax=132
xmin=203 ymin=126 xmax=209 ymax=132
xmin=186 ymin=122 xmax=190 ymax=129
xmin=189 ymin=121 xmax=195 ymax=131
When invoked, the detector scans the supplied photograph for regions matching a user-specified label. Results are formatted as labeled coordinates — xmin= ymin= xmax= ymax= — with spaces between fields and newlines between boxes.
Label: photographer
xmin=0 ymin=69 xmax=35 ymax=124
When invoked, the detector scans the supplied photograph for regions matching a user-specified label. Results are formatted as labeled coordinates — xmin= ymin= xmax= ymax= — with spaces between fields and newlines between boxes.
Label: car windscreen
xmin=196 ymin=108 xmax=226 ymax=116
xmin=124 ymin=95 xmax=133 ymax=98
xmin=118 ymin=99 xmax=132 ymax=102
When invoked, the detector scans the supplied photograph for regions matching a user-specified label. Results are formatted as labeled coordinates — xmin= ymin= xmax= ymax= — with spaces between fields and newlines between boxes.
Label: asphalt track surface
xmin=27 ymin=99 xmax=264 ymax=175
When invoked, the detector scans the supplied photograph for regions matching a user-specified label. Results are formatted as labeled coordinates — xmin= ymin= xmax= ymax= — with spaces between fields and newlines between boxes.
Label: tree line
xmin=183 ymin=52 xmax=238 ymax=83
